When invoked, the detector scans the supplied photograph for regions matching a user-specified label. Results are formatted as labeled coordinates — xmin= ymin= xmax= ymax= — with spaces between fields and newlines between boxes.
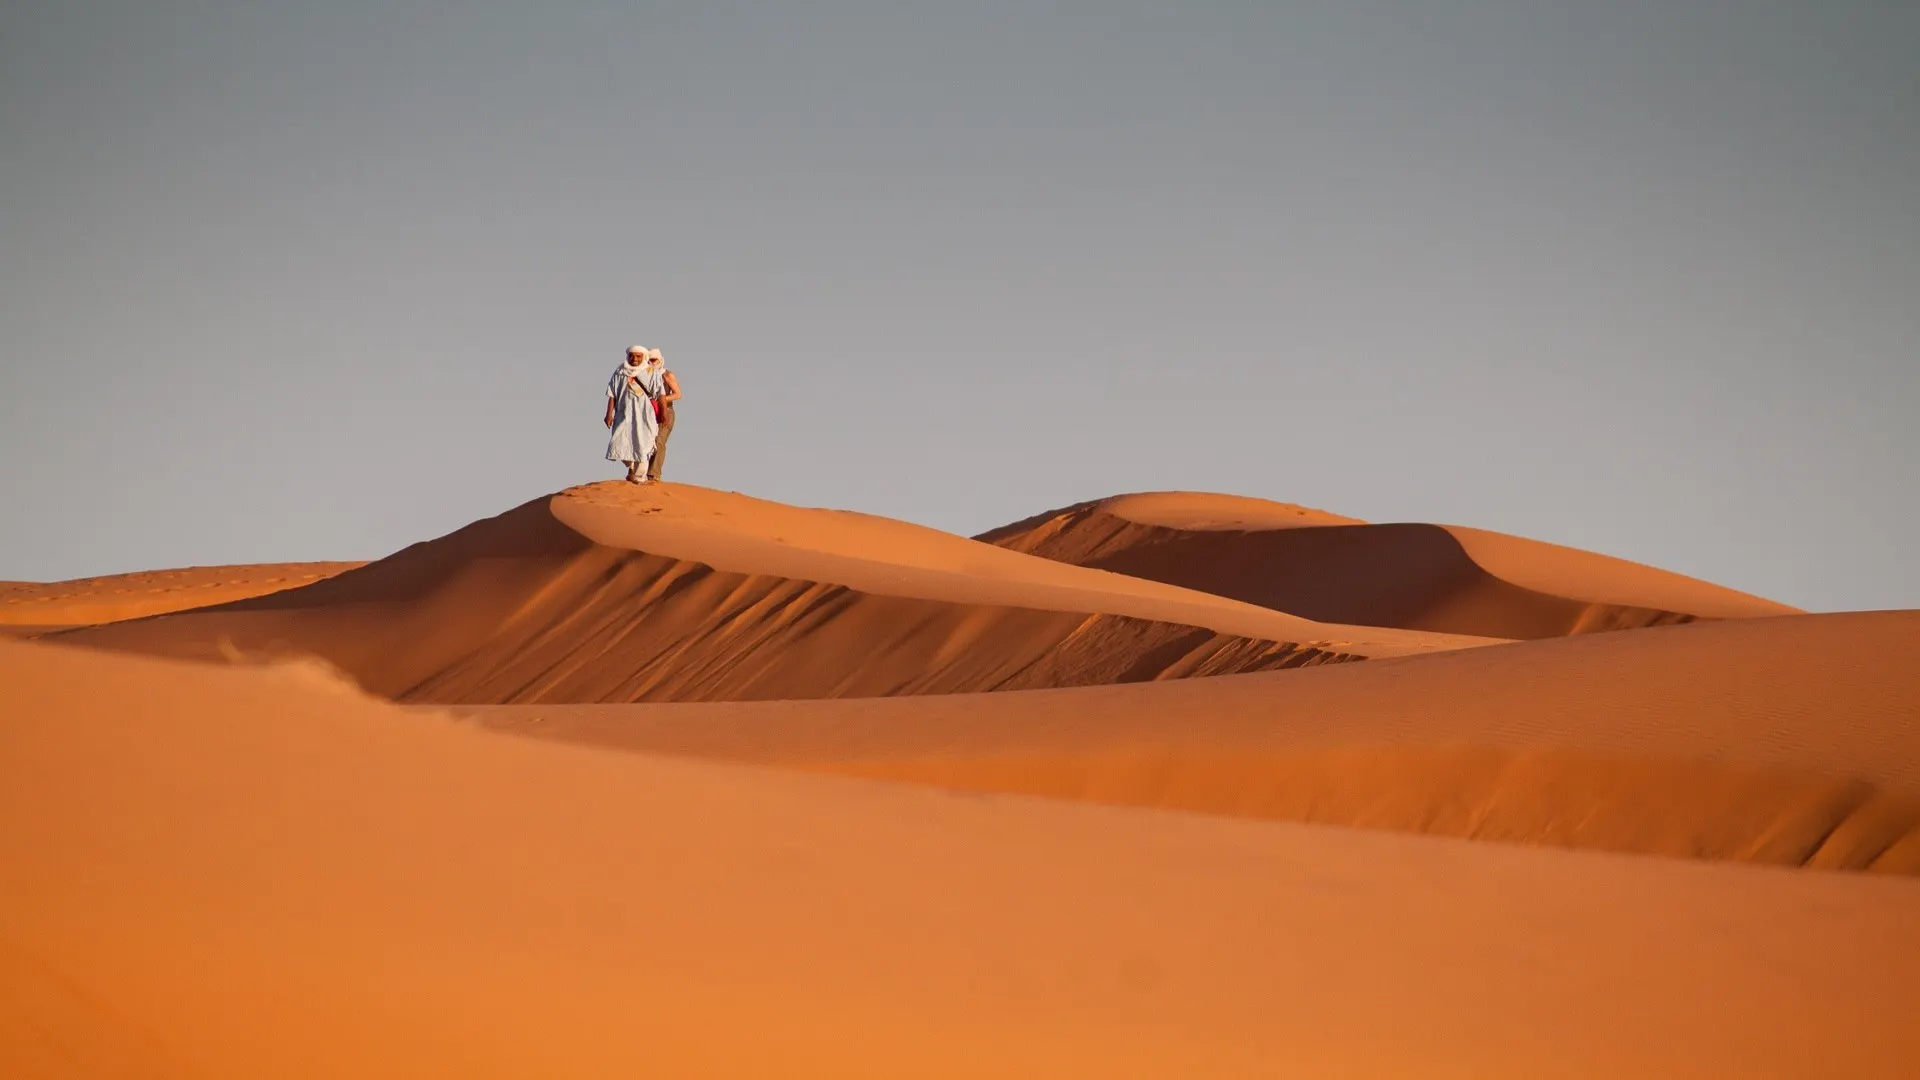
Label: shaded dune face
xmin=58 ymin=497 xmax=1355 ymax=704
xmin=468 ymin=610 xmax=1920 ymax=876
xmin=980 ymin=497 xmax=1797 ymax=640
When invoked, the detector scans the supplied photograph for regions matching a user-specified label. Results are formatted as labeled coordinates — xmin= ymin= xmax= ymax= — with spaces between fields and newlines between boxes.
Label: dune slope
xmin=0 ymin=562 xmax=362 ymax=634
xmin=981 ymin=492 xmax=1800 ymax=639
xmin=5 ymin=638 xmax=1918 ymax=1078
xmin=58 ymin=486 xmax=1396 ymax=704
xmin=468 ymin=610 xmax=1920 ymax=874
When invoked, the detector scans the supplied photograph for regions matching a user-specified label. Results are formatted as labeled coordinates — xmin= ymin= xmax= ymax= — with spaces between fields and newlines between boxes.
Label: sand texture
xmin=471 ymin=610 xmax=1920 ymax=872
xmin=0 ymin=562 xmax=362 ymax=633
xmin=982 ymin=492 xmax=1801 ymax=639
xmin=7 ymin=483 xmax=1916 ymax=1077
xmin=6 ymin=638 xmax=1919 ymax=1078
xmin=57 ymin=485 xmax=1491 ymax=703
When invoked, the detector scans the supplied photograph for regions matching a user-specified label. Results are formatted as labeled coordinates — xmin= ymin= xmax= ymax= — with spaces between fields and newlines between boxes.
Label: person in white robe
xmin=604 ymin=345 xmax=665 ymax=483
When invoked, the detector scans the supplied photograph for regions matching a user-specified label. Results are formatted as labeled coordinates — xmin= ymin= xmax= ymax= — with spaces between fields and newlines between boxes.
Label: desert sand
xmin=0 ymin=562 xmax=361 ymax=636
xmin=466 ymin=609 xmax=1920 ymax=872
xmin=7 ymin=482 xmax=1918 ymax=1077
xmin=57 ymin=485 xmax=1490 ymax=703
xmin=982 ymin=492 xmax=1801 ymax=638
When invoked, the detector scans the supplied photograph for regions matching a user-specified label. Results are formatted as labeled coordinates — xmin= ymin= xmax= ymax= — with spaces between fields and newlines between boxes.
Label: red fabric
xmin=651 ymin=399 xmax=665 ymax=422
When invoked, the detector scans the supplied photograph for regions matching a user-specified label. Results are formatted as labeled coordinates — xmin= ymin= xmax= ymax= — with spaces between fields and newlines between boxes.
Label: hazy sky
xmin=3 ymin=2 xmax=1915 ymax=611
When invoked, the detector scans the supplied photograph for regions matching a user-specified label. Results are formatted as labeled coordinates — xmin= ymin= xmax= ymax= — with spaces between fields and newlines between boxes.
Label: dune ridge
xmin=817 ymin=746 xmax=1920 ymax=873
xmin=980 ymin=492 xmax=1800 ymax=640
xmin=465 ymin=610 xmax=1920 ymax=873
xmin=547 ymin=483 xmax=1484 ymax=654
xmin=57 ymin=487 xmax=1373 ymax=703
xmin=0 ymin=562 xmax=362 ymax=633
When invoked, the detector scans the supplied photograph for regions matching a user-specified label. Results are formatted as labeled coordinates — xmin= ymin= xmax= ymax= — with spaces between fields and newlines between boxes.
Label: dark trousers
xmin=647 ymin=404 xmax=676 ymax=480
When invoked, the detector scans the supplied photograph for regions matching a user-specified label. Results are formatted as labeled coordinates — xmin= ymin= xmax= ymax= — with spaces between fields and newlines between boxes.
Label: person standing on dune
xmin=644 ymin=347 xmax=681 ymax=483
xmin=604 ymin=345 xmax=664 ymax=483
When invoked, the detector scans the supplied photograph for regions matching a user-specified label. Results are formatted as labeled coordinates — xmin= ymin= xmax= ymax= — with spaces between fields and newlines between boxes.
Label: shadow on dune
xmin=57 ymin=496 xmax=1356 ymax=704
xmin=984 ymin=504 xmax=1700 ymax=640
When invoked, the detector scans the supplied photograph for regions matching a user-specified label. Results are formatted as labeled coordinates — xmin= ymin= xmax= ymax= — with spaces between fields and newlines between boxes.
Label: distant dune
xmin=0 ymin=562 xmax=362 ymax=634
xmin=981 ymin=492 xmax=1800 ymax=639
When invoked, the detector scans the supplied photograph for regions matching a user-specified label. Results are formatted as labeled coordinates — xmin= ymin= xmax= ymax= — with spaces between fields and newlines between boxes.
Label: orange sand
xmin=467 ymin=609 xmax=1920 ymax=872
xmin=982 ymin=492 xmax=1800 ymax=639
xmin=8 ymin=484 xmax=1918 ymax=1076
xmin=57 ymin=485 xmax=1489 ymax=703
xmin=6 ymin=638 xmax=1918 ymax=1078
xmin=0 ymin=562 xmax=363 ymax=633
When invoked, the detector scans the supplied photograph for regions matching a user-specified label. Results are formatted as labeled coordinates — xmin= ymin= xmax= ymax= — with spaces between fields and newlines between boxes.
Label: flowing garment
xmin=605 ymin=361 xmax=664 ymax=468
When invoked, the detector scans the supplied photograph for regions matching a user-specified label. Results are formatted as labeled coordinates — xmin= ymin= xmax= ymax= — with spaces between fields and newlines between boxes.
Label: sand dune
xmin=35 ymin=489 xmax=1914 ymax=872
xmin=5 ymin=637 xmax=1917 ymax=1078
xmin=550 ymin=483 xmax=1487 ymax=655
xmin=55 ymin=484 xmax=1489 ymax=704
xmin=10 ymin=482 xmax=1914 ymax=1075
xmin=0 ymin=562 xmax=362 ymax=633
xmin=468 ymin=610 xmax=1920 ymax=873
xmin=981 ymin=491 xmax=1800 ymax=639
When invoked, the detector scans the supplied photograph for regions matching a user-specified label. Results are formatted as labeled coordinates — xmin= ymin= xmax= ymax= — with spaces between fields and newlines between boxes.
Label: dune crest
xmin=980 ymin=491 xmax=1800 ymax=640
xmin=0 ymin=562 xmax=363 ymax=634
xmin=819 ymin=745 xmax=1920 ymax=873
xmin=58 ymin=485 xmax=1392 ymax=704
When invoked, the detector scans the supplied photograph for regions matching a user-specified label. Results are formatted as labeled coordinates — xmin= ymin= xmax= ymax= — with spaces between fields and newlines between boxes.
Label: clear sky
xmin=3 ymin=2 xmax=1915 ymax=611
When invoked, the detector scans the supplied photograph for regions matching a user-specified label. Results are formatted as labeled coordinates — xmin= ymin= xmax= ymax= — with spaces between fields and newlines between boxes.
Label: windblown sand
xmin=7 ymin=482 xmax=1917 ymax=1077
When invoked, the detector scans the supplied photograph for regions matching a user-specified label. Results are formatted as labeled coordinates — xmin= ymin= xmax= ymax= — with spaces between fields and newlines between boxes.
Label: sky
xmin=2 ymin=1 xmax=1916 ymax=612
